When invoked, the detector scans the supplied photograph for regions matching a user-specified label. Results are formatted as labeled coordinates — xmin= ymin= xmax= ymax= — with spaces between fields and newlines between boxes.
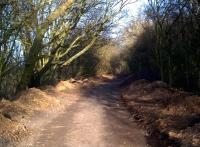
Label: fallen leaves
xmin=122 ymin=79 xmax=200 ymax=146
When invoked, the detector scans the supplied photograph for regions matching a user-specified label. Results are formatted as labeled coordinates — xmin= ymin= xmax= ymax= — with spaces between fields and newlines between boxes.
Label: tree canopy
xmin=0 ymin=0 xmax=131 ymax=95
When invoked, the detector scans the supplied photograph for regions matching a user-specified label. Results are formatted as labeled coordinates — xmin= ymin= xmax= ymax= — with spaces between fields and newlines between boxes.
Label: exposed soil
xmin=0 ymin=77 xmax=147 ymax=147
xmin=121 ymin=79 xmax=200 ymax=147
xmin=2 ymin=76 xmax=198 ymax=147
xmin=0 ymin=80 xmax=80 ymax=147
xmin=19 ymin=78 xmax=147 ymax=147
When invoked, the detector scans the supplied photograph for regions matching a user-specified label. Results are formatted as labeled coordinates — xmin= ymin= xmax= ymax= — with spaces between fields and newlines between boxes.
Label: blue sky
xmin=111 ymin=0 xmax=147 ymax=37
xmin=127 ymin=0 xmax=147 ymax=17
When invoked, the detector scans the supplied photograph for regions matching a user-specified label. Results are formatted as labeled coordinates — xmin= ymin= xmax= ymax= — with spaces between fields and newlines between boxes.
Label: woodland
xmin=0 ymin=0 xmax=199 ymax=95
xmin=0 ymin=0 xmax=130 ymax=97
xmin=0 ymin=0 xmax=200 ymax=146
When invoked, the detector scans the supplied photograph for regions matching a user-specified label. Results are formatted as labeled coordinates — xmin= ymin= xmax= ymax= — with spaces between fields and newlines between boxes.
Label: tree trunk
xmin=17 ymin=35 xmax=43 ymax=90
xmin=198 ymin=71 xmax=200 ymax=91
xmin=29 ymin=73 xmax=41 ymax=88
xmin=17 ymin=1 xmax=74 ymax=90
xmin=168 ymin=56 xmax=173 ymax=87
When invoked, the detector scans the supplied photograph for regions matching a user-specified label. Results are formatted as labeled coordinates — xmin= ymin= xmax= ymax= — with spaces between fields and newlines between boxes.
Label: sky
xmin=111 ymin=0 xmax=147 ymax=37
xmin=127 ymin=0 xmax=147 ymax=18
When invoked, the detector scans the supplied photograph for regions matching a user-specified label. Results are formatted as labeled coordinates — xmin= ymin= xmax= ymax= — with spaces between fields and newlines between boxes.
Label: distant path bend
xmin=29 ymin=80 xmax=147 ymax=147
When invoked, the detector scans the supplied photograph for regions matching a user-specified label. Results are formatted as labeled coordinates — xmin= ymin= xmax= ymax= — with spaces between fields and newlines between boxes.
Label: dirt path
xmin=28 ymin=80 xmax=147 ymax=147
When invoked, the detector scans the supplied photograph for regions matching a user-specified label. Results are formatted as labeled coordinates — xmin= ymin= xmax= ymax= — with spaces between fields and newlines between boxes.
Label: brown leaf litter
xmin=121 ymin=79 xmax=200 ymax=147
xmin=0 ymin=80 xmax=81 ymax=146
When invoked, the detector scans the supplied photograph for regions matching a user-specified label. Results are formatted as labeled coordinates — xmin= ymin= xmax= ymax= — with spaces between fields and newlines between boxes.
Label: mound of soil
xmin=121 ymin=79 xmax=200 ymax=146
xmin=0 ymin=114 xmax=28 ymax=146
xmin=55 ymin=80 xmax=77 ymax=92
xmin=0 ymin=80 xmax=81 ymax=146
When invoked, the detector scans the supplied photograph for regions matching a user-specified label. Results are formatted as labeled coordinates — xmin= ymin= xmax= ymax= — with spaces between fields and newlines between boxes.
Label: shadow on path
xmin=29 ymin=79 xmax=147 ymax=147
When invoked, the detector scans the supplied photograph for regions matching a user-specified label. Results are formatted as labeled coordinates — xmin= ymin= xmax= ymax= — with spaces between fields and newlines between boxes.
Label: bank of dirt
xmin=0 ymin=80 xmax=81 ymax=147
xmin=121 ymin=79 xmax=200 ymax=147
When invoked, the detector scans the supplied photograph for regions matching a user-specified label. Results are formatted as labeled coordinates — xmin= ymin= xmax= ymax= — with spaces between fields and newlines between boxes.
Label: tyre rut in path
xmin=29 ymin=80 xmax=147 ymax=147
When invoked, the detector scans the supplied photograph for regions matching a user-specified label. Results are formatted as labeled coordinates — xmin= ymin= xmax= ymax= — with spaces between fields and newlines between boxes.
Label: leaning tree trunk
xmin=17 ymin=35 xmax=43 ymax=90
xmin=17 ymin=1 xmax=74 ymax=90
